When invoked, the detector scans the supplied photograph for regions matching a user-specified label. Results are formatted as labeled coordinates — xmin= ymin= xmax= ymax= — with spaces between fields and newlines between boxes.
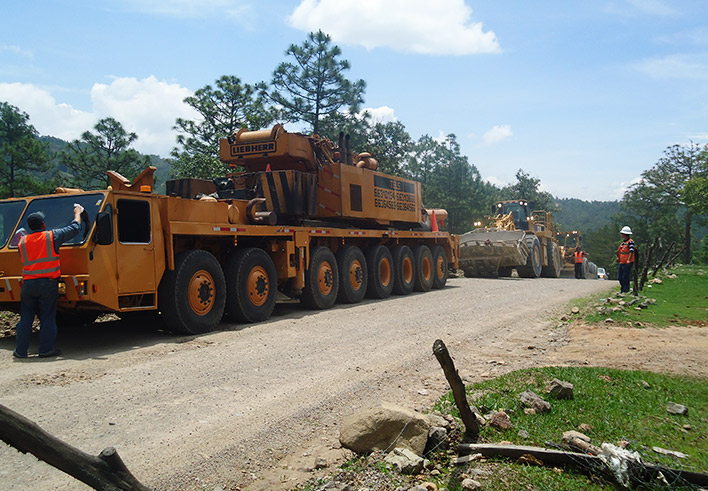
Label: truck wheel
xmin=336 ymin=246 xmax=367 ymax=304
xmin=225 ymin=247 xmax=277 ymax=323
xmin=497 ymin=267 xmax=513 ymax=277
xmin=431 ymin=245 xmax=449 ymax=289
xmin=365 ymin=245 xmax=394 ymax=299
xmin=159 ymin=249 xmax=226 ymax=334
xmin=541 ymin=241 xmax=562 ymax=278
xmin=301 ymin=246 xmax=339 ymax=310
xmin=391 ymin=245 xmax=415 ymax=295
xmin=413 ymin=245 xmax=434 ymax=292
xmin=517 ymin=237 xmax=542 ymax=278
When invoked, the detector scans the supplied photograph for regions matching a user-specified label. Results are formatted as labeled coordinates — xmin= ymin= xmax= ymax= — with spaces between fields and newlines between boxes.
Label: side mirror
xmin=92 ymin=205 xmax=114 ymax=245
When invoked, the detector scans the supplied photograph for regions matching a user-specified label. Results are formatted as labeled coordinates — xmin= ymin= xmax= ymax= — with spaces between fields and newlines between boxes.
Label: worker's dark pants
xmin=574 ymin=263 xmax=583 ymax=279
xmin=15 ymin=278 xmax=59 ymax=357
xmin=618 ymin=263 xmax=633 ymax=293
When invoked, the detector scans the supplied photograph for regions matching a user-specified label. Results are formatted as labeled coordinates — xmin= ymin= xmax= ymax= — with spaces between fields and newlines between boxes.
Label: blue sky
xmin=1 ymin=0 xmax=706 ymax=201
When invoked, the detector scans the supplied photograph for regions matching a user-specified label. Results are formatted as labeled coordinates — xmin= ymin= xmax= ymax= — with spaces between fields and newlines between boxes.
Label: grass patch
xmin=432 ymin=366 xmax=708 ymax=490
xmin=584 ymin=265 xmax=708 ymax=326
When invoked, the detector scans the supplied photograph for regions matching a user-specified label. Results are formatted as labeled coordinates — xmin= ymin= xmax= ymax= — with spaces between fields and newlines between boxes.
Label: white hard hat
xmin=620 ymin=226 xmax=632 ymax=235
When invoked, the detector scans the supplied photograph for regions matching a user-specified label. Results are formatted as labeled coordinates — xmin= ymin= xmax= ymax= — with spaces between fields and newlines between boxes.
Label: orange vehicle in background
xmin=0 ymin=126 xmax=458 ymax=334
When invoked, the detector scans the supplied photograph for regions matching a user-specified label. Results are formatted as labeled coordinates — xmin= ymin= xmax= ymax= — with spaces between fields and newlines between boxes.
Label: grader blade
xmin=458 ymin=229 xmax=529 ymax=278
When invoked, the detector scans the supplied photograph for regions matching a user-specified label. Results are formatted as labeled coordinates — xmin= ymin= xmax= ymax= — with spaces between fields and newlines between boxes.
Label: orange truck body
xmin=0 ymin=127 xmax=459 ymax=334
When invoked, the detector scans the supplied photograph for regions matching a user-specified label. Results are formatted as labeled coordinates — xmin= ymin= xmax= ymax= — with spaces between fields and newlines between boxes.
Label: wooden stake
xmin=432 ymin=339 xmax=479 ymax=440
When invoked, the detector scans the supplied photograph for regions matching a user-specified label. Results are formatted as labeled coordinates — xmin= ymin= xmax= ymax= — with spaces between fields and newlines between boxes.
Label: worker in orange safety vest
xmin=573 ymin=247 xmax=586 ymax=279
xmin=13 ymin=204 xmax=84 ymax=359
xmin=617 ymin=226 xmax=636 ymax=293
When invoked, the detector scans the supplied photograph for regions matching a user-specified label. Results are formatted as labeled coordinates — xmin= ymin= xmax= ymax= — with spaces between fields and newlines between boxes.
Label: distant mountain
xmin=553 ymin=197 xmax=620 ymax=233
xmin=39 ymin=135 xmax=171 ymax=194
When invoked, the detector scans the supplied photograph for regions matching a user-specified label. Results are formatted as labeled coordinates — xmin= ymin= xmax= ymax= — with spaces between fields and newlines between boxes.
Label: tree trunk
xmin=684 ymin=210 xmax=692 ymax=264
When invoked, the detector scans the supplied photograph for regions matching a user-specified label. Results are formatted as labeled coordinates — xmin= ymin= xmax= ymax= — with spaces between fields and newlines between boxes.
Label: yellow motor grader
xmin=458 ymin=200 xmax=562 ymax=278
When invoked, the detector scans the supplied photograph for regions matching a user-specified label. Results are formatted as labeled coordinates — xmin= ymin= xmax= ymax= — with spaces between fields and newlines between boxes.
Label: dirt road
xmin=0 ymin=277 xmax=661 ymax=489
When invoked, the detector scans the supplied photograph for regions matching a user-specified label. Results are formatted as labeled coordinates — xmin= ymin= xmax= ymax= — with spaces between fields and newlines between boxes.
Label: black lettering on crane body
xmin=230 ymin=141 xmax=277 ymax=157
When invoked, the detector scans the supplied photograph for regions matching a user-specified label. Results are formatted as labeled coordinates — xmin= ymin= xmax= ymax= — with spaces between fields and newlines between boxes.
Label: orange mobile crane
xmin=0 ymin=125 xmax=458 ymax=334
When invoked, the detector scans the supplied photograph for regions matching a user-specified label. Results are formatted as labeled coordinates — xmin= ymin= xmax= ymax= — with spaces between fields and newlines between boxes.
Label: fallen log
xmin=432 ymin=339 xmax=479 ymax=440
xmin=458 ymin=443 xmax=708 ymax=487
xmin=0 ymin=403 xmax=148 ymax=491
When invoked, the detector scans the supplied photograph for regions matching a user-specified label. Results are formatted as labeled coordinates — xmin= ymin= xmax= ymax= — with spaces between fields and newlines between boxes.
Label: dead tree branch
xmin=433 ymin=339 xmax=479 ymax=440
xmin=0 ymin=403 xmax=148 ymax=491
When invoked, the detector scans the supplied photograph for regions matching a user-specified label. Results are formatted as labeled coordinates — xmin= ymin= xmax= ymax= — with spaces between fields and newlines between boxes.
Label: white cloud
xmin=0 ymin=77 xmax=198 ymax=156
xmin=610 ymin=176 xmax=643 ymax=200
xmin=0 ymin=44 xmax=33 ymax=58
xmin=483 ymin=124 xmax=513 ymax=145
xmin=115 ymin=0 xmax=254 ymax=24
xmin=363 ymin=105 xmax=397 ymax=124
xmin=626 ymin=0 xmax=674 ymax=16
xmin=484 ymin=175 xmax=506 ymax=187
xmin=289 ymin=0 xmax=500 ymax=55
xmin=91 ymin=76 xmax=198 ymax=155
xmin=0 ymin=83 xmax=95 ymax=141
xmin=687 ymin=132 xmax=708 ymax=141
xmin=634 ymin=54 xmax=708 ymax=80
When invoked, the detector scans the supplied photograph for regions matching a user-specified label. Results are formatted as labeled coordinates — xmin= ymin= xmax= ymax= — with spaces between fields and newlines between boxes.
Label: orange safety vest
xmin=574 ymin=251 xmax=584 ymax=263
xmin=617 ymin=240 xmax=635 ymax=264
xmin=19 ymin=231 xmax=61 ymax=279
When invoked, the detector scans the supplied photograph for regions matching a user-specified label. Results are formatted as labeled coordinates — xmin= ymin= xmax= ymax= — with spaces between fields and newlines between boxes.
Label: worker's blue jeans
xmin=15 ymin=278 xmax=59 ymax=356
xmin=618 ymin=263 xmax=633 ymax=293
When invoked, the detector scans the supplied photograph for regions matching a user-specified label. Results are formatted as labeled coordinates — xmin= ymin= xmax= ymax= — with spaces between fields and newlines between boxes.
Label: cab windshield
xmin=0 ymin=200 xmax=28 ymax=248
xmin=10 ymin=193 xmax=106 ymax=248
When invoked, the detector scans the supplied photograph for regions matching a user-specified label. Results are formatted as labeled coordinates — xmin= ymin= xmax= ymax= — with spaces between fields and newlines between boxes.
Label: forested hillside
xmin=554 ymin=198 xmax=620 ymax=232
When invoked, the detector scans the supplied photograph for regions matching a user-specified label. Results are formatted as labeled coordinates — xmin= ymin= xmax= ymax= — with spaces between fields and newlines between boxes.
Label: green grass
xmin=584 ymin=265 xmax=708 ymax=326
xmin=432 ymin=366 xmax=708 ymax=490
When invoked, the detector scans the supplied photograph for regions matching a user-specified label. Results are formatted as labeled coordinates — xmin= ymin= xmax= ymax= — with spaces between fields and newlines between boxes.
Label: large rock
xmin=339 ymin=401 xmax=431 ymax=455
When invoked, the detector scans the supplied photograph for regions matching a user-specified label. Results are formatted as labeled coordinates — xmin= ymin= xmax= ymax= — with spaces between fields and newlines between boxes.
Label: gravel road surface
xmin=1 ymin=277 xmax=613 ymax=490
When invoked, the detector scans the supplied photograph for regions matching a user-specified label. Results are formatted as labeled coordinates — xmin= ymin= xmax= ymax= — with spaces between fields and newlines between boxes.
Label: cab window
xmin=117 ymin=199 xmax=151 ymax=244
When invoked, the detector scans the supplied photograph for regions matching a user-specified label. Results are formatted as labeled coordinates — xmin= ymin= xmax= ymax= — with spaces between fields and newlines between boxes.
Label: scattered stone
xmin=652 ymin=446 xmax=688 ymax=459
xmin=563 ymin=430 xmax=591 ymax=444
xmin=683 ymin=425 xmax=692 ymax=431
xmin=571 ymin=307 xmax=580 ymax=314
xmin=517 ymin=453 xmax=544 ymax=466
xmin=639 ymin=301 xmax=650 ymax=308
xmin=523 ymin=408 xmax=536 ymax=416
xmin=618 ymin=301 xmax=626 ymax=307
xmin=418 ymin=481 xmax=438 ymax=491
xmin=578 ymin=423 xmax=593 ymax=433
xmin=339 ymin=401 xmax=431 ymax=455
xmin=425 ymin=426 xmax=449 ymax=454
xmin=519 ymin=390 xmax=551 ymax=413
xmin=489 ymin=411 xmax=513 ymax=430
xmin=666 ymin=402 xmax=688 ymax=415
xmin=612 ymin=307 xmax=623 ymax=313
xmin=461 ymin=478 xmax=482 ymax=490
xmin=634 ymin=307 xmax=642 ymax=311
xmin=384 ymin=447 xmax=424 ymax=474
xmin=546 ymin=378 xmax=574 ymax=400
xmin=604 ymin=318 xmax=614 ymax=324
xmin=314 ymin=457 xmax=328 ymax=469
xmin=517 ymin=429 xmax=530 ymax=439
xmin=616 ymin=439 xmax=630 ymax=449
xmin=648 ymin=278 xmax=663 ymax=284
xmin=666 ymin=274 xmax=678 ymax=279
xmin=635 ymin=321 xmax=643 ymax=327
xmin=560 ymin=315 xmax=569 ymax=321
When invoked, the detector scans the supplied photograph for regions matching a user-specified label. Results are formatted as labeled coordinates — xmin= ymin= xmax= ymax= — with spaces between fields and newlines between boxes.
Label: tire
xmin=301 ymin=246 xmax=339 ymax=310
xmin=431 ymin=245 xmax=449 ymax=289
xmin=541 ymin=241 xmax=562 ymax=278
xmin=158 ymin=249 xmax=226 ymax=334
xmin=391 ymin=245 xmax=415 ymax=295
xmin=336 ymin=246 xmax=367 ymax=304
xmin=225 ymin=247 xmax=277 ymax=323
xmin=412 ymin=245 xmax=434 ymax=292
xmin=365 ymin=245 xmax=394 ymax=299
xmin=497 ymin=267 xmax=513 ymax=278
xmin=517 ymin=236 xmax=542 ymax=278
